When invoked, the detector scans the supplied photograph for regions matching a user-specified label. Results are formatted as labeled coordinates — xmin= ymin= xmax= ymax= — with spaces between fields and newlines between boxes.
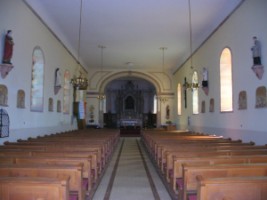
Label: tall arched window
xmin=192 ymin=71 xmax=199 ymax=114
xmin=220 ymin=48 xmax=233 ymax=112
xmin=31 ymin=46 xmax=44 ymax=112
xmin=153 ymin=95 xmax=157 ymax=114
xmin=177 ymin=83 xmax=182 ymax=115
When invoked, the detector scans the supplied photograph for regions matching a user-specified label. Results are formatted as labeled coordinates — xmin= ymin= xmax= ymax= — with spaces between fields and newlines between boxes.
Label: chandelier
xmin=183 ymin=0 xmax=199 ymax=90
xmin=71 ymin=72 xmax=88 ymax=90
xmin=183 ymin=82 xmax=199 ymax=90
xmin=70 ymin=0 xmax=88 ymax=90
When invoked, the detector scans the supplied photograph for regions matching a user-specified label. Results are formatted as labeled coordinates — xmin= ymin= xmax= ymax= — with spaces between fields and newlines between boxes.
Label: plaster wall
xmin=0 ymin=0 xmax=78 ymax=144
xmin=174 ymin=0 xmax=267 ymax=144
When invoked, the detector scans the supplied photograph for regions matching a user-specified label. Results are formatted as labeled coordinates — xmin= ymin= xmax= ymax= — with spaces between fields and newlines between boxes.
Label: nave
xmin=92 ymin=137 xmax=172 ymax=200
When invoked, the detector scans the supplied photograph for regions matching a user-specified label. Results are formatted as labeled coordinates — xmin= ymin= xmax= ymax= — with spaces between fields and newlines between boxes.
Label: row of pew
xmin=0 ymin=129 xmax=120 ymax=200
xmin=142 ymin=130 xmax=267 ymax=200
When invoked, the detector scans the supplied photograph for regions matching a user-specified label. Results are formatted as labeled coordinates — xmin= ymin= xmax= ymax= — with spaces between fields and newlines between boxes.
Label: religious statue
xmin=251 ymin=36 xmax=264 ymax=79
xmin=251 ymin=36 xmax=261 ymax=65
xmin=2 ymin=30 xmax=14 ymax=64
xmin=202 ymin=67 xmax=209 ymax=95
xmin=54 ymin=68 xmax=62 ymax=95
xmin=0 ymin=30 xmax=14 ymax=78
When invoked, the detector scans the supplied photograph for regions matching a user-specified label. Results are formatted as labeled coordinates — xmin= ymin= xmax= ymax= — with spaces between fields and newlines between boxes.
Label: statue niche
xmin=125 ymin=96 xmax=135 ymax=110
xmin=116 ymin=80 xmax=144 ymax=120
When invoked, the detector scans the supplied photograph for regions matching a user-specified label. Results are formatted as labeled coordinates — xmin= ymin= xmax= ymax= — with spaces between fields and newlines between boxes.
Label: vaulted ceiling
xmin=24 ymin=0 xmax=243 ymax=73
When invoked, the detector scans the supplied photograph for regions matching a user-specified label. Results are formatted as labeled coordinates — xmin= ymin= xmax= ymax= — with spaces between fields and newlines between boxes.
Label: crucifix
xmin=184 ymin=77 xmax=187 ymax=109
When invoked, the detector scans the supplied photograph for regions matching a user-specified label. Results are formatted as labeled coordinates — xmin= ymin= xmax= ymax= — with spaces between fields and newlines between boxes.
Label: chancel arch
xmin=87 ymin=71 xmax=174 ymax=128
xmin=102 ymin=77 xmax=155 ymax=128
xmin=97 ymin=71 xmax=166 ymax=95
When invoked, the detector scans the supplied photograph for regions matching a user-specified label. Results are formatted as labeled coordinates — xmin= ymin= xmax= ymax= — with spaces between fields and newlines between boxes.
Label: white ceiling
xmin=24 ymin=0 xmax=243 ymax=73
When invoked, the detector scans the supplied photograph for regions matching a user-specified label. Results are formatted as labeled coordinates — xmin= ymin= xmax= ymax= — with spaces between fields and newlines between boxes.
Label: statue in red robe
xmin=2 ymin=30 xmax=14 ymax=64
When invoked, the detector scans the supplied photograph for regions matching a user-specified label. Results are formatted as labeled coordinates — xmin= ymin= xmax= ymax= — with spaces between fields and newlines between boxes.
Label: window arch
xmin=220 ymin=48 xmax=233 ymax=112
xmin=177 ymin=83 xmax=182 ymax=115
xmin=192 ymin=71 xmax=199 ymax=114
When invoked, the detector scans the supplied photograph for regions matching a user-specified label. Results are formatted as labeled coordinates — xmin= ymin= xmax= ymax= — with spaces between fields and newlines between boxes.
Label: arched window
xmin=192 ymin=71 xmax=199 ymax=114
xmin=153 ymin=95 xmax=157 ymax=114
xmin=31 ymin=46 xmax=44 ymax=112
xmin=220 ymin=48 xmax=233 ymax=112
xmin=177 ymin=83 xmax=182 ymax=115
xmin=103 ymin=98 xmax=107 ymax=113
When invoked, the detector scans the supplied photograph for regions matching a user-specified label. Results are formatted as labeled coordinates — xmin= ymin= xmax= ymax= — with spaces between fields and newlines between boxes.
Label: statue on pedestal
xmin=1 ymin=30 xmax=14 ymax=78
xmin=251 ymin=36 xmax=264 ymax=79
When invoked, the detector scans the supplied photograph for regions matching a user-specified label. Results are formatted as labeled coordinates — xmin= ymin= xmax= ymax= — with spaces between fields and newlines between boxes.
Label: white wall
xmin=0 ymin=0 xmax=79 ymax=144
xmin=174 ymin=0 xmax=267 ymax=145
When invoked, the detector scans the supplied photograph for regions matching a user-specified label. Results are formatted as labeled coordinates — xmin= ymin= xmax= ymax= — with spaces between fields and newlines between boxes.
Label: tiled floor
xmin=92 ymin=137 xmax=172 ymax=200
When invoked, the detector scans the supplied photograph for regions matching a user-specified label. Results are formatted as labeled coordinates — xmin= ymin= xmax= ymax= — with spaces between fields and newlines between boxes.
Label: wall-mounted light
xmin=97 ymin=94 xmax=105 ymax=100
xmin=157 ymin=96 xmax=168 ymax=103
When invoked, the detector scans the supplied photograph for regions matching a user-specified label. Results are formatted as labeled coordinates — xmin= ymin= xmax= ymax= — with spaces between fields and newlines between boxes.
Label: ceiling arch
xmin=98 ymin=71 xmax=165 ymax=94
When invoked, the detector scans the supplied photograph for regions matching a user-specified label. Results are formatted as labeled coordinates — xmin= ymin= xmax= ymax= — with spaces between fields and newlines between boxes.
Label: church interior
xmin=0 ymin=0 xmax=267 ymax=199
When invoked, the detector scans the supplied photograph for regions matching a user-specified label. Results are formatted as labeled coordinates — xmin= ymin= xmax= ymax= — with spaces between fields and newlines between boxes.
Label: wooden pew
xmin=0 ymin=176 xmax=70 ymax=200
xmin=0 ymin=149 xmax=99 ymax=181
xmin=156 ymin=142 xmax=258 ymax=164
xmin=196 ymin=175 xmax=267 ymax=200
xmin=0 ymin=129 xmax=120 ymax=199
xmin=32 ymin=151 xmax=99 ymax=181
xmin=164 ymin=148 xmax=267 ymax=178
xmin=1 ymin=130 xmax=120 ymax=187
xmin=171 ymin=155 xmax=267 ymax=193
xmin=0 ymin=163 xmax=85 ymax=200
xmin=182 ymin=163 xmax=267 ymax=200
xmin=3 ymin=143 xmax=103 ymax=171
xmin=141 ymin=131 xmax=267 ymax=199
xmin=0 ymin=156 xmax=93 ymax=192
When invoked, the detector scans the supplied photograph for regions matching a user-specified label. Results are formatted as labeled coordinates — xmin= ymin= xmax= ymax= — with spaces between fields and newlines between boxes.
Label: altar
xmin=119 ymin=118 xmax=142 ymax=136
xmin=119 ymin=119 xmax=142 ymax=127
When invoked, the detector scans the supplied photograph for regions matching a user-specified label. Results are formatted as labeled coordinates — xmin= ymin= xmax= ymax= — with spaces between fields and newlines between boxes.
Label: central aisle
xmin=92 ymin=137 xmax=171 ymax=200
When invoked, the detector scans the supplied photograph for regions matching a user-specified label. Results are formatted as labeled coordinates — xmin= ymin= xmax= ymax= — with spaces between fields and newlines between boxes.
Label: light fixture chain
xmin=77 ymin=0 xmax=83 ymax=63
xmin=188 ymin=0 xmax=193 ymax=68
